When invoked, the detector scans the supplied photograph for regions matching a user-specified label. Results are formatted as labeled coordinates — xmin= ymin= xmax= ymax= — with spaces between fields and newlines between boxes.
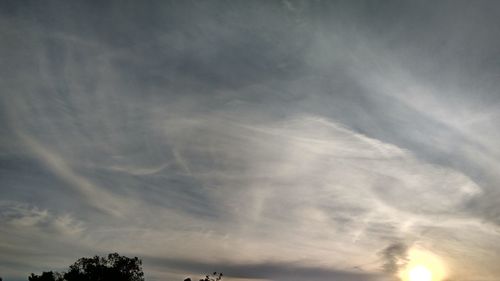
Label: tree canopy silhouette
xmin=28 ymin=253 xmax=143 ymax=281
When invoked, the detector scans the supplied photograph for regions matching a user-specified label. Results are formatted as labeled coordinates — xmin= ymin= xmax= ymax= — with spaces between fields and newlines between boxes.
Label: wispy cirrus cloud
xmin=2 ymin=1 xmax=500 ymax=281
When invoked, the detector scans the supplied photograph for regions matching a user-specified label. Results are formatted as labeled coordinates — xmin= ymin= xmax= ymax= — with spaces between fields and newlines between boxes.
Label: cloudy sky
xmin=2 ymin=1 xmax=500 ymax=281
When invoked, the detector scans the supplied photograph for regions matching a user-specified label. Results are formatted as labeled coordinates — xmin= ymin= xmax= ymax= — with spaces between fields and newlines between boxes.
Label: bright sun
xmin=409 ymin=265 xmax=432 ymax=281
xmin=399 ymin=247 xmax=447 ymax=281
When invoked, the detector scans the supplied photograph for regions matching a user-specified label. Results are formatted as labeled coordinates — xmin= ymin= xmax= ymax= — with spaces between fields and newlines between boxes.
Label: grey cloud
xmin=379 ymin=243 xmax=408 ymax=275
xmin=0 ymin=202 xmax=88 ymax=276
xmin=145 ymin=256 xmax=389 ymax=281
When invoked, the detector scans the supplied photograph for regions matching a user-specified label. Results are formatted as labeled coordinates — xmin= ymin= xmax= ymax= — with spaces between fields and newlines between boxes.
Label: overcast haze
xmin=1 ymin=1 xmax=500 ymax=281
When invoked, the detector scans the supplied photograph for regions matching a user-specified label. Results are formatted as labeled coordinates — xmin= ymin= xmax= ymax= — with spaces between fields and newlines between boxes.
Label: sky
xmin=1 ymin=1 xmax=500 ymax=281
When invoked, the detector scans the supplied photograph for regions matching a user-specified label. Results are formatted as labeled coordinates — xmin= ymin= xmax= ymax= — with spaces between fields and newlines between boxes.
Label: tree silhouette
xmin=28 ymin=253 xmax=219 ymax=281
xmin=64 ymin=253 xmax=143 ymax=281
xmin=28 ymin=253 xmax=143 ymax=281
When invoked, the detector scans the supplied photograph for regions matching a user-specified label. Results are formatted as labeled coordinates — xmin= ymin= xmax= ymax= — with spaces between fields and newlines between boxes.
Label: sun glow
xmin=400 ymin=248 xmax=447 ymax=281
